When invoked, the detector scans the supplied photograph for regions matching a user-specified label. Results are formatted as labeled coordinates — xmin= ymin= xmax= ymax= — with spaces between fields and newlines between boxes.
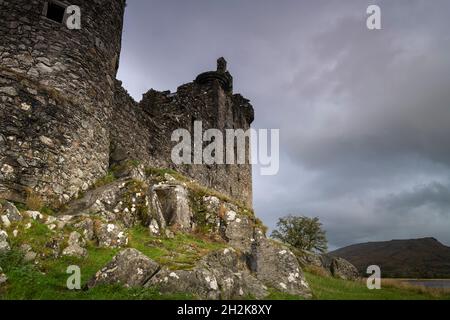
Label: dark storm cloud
xmin=380 ymin=182 xmax=450 ymax=216
xmin=118 ymin=0 xmax=450 ymax=249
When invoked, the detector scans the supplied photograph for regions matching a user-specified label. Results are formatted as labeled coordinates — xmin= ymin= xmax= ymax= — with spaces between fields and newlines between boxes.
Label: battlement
xmin=0 ymin=1 xmax=255 ymax=208
xmin=110 ymin=58 xmax=254 ymax=207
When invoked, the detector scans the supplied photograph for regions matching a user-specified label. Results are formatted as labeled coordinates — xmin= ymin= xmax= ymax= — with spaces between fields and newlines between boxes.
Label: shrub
xmin=271 ymin=215 xmax=328 ymax=253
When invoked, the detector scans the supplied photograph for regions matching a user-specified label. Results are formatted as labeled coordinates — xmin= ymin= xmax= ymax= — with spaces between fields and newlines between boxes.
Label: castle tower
xmin=0 ymin=0 xmax=126 ymax=204
xmin=134 ymin=58 xmax=255 ymax=207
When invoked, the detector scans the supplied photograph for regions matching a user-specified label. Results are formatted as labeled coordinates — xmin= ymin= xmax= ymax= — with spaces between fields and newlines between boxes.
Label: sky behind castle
xmin=117 ymin=0 xmax=450 ymax=249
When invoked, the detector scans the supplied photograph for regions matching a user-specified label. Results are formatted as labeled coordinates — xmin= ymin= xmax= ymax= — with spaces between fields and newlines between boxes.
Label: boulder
xmin=23 ymin=211 xmax=44 ymax=221
xmin=249 ymin=238 xmax=312 ymax=298
xmin=297 ymin=251 xmax=359 ymax=281
xmin=62 ymin=231 xmax=87 ymax=258
xmin=201 ymin=196 xmax=256 ymax=252
xmin=74 ymin=218 xmax=95 ymax=241
xmin=45 ymin=235 xmax=64 ymax=258
xmin=20 ymin=244 xmax=37 ymax=263
xmin=222 ymin=211 xmax=254 ymax=253
xmin=0 ymin=230 xmax=10 ymax=253
xmin=63 ymin=179 xmax=128 ymax=217
xmin=63 ymin=178 xmax=163 ymax=230
xmin=0 ymin=267 xmax=7 ymax=286
xmin=148 ymin=219 xmax=160 ymax=236
xmin=86 ymin=248 xmax=160 ymax=289
xmin=198 ymin=248 xmax=268 ymax=299
xmin=1 ymin=201 xmax=22 ymax=224
xmin=329 ymin=256 xmax=360 ymax=281
xmin=153 ymin=183 xmax=193 ymax=231
xmin=148 ymin=268 xmax=221 ymax=300
xmin=148 ymin=248 xmax=269 ymax=300
xmin=95 ymin=222 xmax=128 ymax=248
xmin=56 ymin=215 xmax=74 ymax=230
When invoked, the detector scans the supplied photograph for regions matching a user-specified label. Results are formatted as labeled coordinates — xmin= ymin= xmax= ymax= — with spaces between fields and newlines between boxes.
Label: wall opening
xmin=43 ymin=1 xmax=67 ymax=24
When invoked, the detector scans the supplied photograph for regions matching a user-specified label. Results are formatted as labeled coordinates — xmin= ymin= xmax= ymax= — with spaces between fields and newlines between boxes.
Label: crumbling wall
xmin=110 ymin=65 xmax=254 ymax=207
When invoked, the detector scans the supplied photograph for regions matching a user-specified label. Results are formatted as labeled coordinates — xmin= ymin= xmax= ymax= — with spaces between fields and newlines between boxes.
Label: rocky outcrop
xmin=0 ymin=229 xmax=10 ymax=253
xmin=152 ymin=183 xmax=193 ymax=231
xmin=298 ymin=250 xmax=359 ymax=281
xmin=329 ymin=256 xmax=360 ymax=281
xmin=249 ymin=238 xmax=312 ymax=298
xmin=90 ymin=241 xmax=311 ymax=299
xmin=148 ymin=248 xmax=268 ymax=300
xmin=63 ymin=179 xmax=152 ymax=228
xmin=1 ymin=173 xmax=314 ymax=299
xmin=200 ymin=195 xmax=261 ymax=253
xmin=1 ymin=201 xmax=22 ymax=227
xmin=94 ymin=222 xmax=128 ymax=249
xmin=86 ymin=248 xmax=160 ymax=289
xmin=62 ymin=231 xmax=87 ymax=258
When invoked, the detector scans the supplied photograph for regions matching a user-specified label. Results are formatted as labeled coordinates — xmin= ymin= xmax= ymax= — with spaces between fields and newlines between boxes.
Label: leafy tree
xmin=271 ymin=215 xmax=328 ymax=253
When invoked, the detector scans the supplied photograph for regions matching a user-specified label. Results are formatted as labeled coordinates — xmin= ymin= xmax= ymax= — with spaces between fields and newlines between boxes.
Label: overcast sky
xmin=117 ymin=0 xmax=450 ymax=249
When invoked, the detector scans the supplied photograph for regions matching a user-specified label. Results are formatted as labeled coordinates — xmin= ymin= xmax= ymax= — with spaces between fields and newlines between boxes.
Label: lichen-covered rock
xmin=63 ymin=179 xmax=131 ymax=219
xmin=62 ymin=231 xmax=87 ymax=258
xmin=222 ymin=211 xmax=255 ymax=253
xmin=86 ymin=248 xmax=160 ymax=289
xmin=153 ymin=183 xmax=193 ymax=231
xmin=0 ymin=230 xmax=10 ymax=253
xmin=74 ymin=218 xmax=95 ymax=241
xmin=45 ymin=235 xmax=64 ymax=258
xmin=1 ymin=201 xmax=22 ymax=224
xmin=0 ymin=267 xmax=7 ymax=286
xmin=63 ymin=179 xmax=163 ymax=230
xmin=149 ymin=268 xmax=221 ymax=300
xmin=199 ymin=248 xmax=268 ymax=299
xmin=329 ymin=256 xmax=360 ymax=281
xmin=94 ymin=222 xmax=128 ymax=248
xmin=0 ymin=214 xmax=11 ymax=228
xmin=20 ymin=244 xmax=37 ymax=263
xmin=297 ymin=251 xmax=359 ymax=281
xmin=23 ymin=211 xmax=44 ymax=221
xmin=24 ymin=251 xmax=37 ymax=263
xmin=249 ymin=238 xmax=312 ymax=298
xmin=148 ymin=248 xmax=268 ymax=300
xmin=55 ymin=215 xmax=74 ymax=230
xmin=148 ymin=219 xmax=160 ymax=236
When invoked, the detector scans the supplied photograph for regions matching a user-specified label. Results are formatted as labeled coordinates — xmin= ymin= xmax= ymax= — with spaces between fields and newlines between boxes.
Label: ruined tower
xmin=111 ymin=58 xmax=255 ymax=207
xmin=1 ymin=1 xmax=254 ymax=209
xmin=0 ymin=0 xmax=126 ymax=203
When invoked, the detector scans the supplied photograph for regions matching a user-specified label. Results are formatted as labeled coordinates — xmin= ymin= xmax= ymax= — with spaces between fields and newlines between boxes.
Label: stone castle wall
xmin=110 ymin=68 xmax=255 ymax=207
xmin=0 ymin=0 xmax=126 ymax=203
xmin=1 ymin=0 xmax=255 ymax=208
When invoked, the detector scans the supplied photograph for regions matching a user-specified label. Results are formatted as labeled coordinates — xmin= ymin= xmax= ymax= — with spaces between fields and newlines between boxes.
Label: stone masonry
xmin=0 ymin=0 xmax=255 ymax=208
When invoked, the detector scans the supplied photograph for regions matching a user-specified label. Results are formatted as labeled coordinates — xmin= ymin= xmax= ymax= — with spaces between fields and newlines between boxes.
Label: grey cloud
xmin=118 ymin=0 xmax=450 ymax=248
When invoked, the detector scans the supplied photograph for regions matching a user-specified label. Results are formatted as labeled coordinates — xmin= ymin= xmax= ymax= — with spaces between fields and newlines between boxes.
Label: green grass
xmin=3 ymin=223 xmax=449 ymax=300
xmin=0 ymin=241 xmax=193 ymax=300
xmin=305 ymin=272 xmax=450 ymax=300
xmin=129 ymin=226 xmax=227 ymax=270
xmin=93 ymin=171 xmax=117 ymax=189
xmin=0 ymin=222 xmax=226 ymax=300
xmin=265 ymin=288 xmax=305 ymax=300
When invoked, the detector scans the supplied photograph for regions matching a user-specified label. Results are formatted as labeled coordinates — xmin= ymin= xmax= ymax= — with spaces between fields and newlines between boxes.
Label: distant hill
xmin=330 ymin=238 xmax=450 ymax=279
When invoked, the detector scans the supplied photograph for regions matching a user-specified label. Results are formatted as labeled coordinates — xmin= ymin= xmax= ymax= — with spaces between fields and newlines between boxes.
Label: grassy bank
xmin=1 ymin=215 xmax=450 ymax=300
xmin=305 ymin=272 xmax=450 ymax=300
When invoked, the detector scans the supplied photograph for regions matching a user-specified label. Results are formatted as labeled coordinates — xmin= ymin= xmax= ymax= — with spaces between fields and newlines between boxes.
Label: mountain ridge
xmin=330 ymin=237 xmax=450 ymax=279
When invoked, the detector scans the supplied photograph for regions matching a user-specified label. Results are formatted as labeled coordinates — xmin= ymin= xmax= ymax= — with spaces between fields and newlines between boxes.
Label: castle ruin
xmin=0 ymin=0 xmax=254 ymax=207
